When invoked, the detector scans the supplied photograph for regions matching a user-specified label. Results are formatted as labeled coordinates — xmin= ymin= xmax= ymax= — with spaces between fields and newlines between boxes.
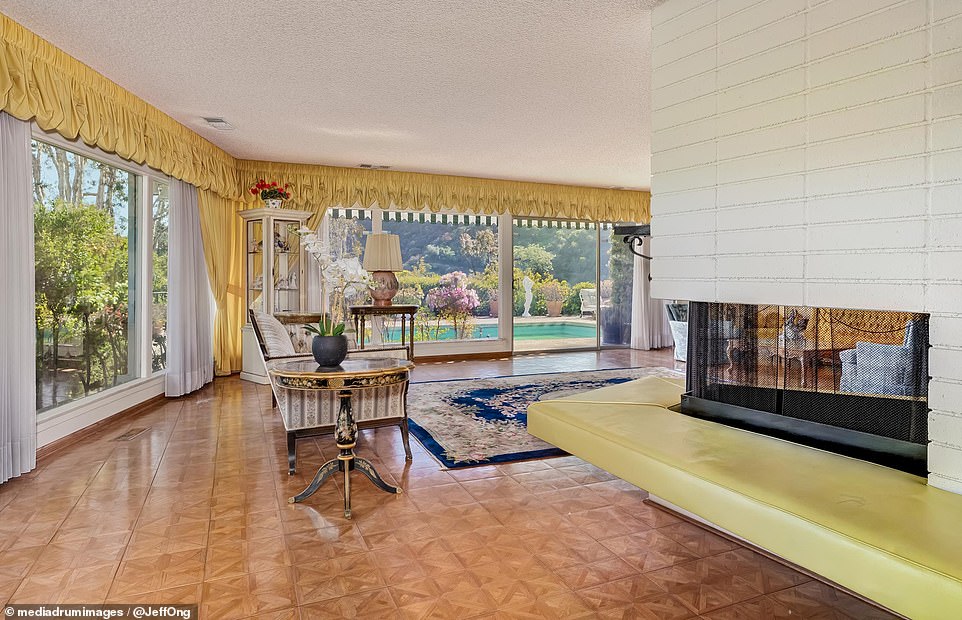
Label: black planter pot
xmin=311 ymin=335 xmax=349 ymax=367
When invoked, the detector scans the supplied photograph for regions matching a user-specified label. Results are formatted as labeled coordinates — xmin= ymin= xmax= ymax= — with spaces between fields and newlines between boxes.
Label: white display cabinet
xmin=238 ymin=207 xmax=313 ymax=383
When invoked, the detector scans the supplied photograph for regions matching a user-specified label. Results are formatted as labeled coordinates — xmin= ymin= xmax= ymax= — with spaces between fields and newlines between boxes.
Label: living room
xmin=1 ymin=1 xmax=961 ymax=618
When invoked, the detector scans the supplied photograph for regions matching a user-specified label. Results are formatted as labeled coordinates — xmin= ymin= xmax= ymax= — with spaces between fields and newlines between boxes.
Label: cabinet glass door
xmin=273 ymin=220 xmax=302 ymax=312
xmin=247 ymin=220 xmax=264 ymax=312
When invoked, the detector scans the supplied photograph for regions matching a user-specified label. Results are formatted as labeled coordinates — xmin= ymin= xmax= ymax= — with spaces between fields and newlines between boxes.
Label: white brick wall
xmin=651 ymin=0 xmax=962 ymax=493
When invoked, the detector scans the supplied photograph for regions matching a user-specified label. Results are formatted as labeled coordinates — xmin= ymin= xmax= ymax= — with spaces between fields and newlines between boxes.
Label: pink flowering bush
xmin=426 ymin=272 xmax=480 ymax=338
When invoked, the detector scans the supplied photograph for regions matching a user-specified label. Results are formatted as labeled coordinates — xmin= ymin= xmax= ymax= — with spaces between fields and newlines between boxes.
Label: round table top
xmin=269 ymin=357 xmax=414 ymax=380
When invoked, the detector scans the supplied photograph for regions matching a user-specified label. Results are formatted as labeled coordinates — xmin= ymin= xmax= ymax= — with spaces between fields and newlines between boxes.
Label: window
xmin=151 ymin=182 xmax=169 ymax=371
xmin=326 ymin=209 xmax=371 ymax=261
xmin=322 ymin=208 xmax=373 ymax=312
xmin=32 ymin=138 xmax=170 ymax=415
xmin=382 ymin=212 xmax=499 ymax=342
xmin=601 ymin=228 xmax=633 ymax=347
xmin=33 ymin=140 xmax=139 ymax=411
xmin=512 ymin=220 xmax=599 ymax=351
xmin=312 ymin=207 xmax=631 ymax=355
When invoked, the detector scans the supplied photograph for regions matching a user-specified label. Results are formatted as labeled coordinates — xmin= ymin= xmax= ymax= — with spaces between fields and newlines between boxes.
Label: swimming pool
xmin=381 ymin=320 xmax=596 ymax=342
xmin=512 ymin=322 xmax=596 ymax=340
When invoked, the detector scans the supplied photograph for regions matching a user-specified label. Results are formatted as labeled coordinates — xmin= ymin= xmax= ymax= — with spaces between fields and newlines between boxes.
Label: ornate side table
xmin=268 ymin=358 xmax=414 ymax=518
xmin=349 ymin=304 xmax=419 ymax=360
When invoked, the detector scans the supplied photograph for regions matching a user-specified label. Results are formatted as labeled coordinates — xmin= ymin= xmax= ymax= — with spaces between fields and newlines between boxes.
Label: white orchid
xmin=298 ymin=227 xmax=372 ymax=335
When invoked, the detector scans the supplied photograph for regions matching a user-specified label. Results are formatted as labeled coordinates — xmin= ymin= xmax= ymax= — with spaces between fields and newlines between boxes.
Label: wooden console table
xmin=269 ymin=357 xmax=414 ymax=518
xmin=349 ymin=304 xmax=418 ymax=360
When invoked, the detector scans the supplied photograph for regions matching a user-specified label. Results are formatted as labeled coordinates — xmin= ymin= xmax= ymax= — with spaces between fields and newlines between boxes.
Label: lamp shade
xmin=362 ymin=233 xmax=403 ymax=271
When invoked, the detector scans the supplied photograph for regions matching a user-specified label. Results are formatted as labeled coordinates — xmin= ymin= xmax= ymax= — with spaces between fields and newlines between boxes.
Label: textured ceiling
xmin=2 ymin=1 xmax=654 ymax=189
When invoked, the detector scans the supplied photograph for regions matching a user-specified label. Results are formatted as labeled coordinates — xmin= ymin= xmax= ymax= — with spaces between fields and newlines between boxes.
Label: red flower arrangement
xmin=249 ymin=179 xmax=291 ymax=201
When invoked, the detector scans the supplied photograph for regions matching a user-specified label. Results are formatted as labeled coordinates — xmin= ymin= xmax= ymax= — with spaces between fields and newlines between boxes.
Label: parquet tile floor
xmin=0 ymin=350 xmax=897 ymax=619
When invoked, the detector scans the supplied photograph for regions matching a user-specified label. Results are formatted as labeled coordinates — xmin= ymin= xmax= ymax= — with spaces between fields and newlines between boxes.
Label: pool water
xmin=381 ymin=321 xmax=596 ymax=342
xmin=513 ymin=322 xmax=596 ymax=340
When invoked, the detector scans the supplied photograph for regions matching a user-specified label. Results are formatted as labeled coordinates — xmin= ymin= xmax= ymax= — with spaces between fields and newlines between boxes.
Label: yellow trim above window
xmin=238 ymin=160 xmax=649 ymax=224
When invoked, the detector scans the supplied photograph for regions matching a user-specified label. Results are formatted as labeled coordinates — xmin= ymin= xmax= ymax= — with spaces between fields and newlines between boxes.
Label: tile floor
xmin=0 ymin=350 xmax=897 ymax=619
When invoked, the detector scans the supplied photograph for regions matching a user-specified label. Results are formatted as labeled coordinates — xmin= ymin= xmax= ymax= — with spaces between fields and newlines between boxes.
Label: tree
xmin=328 ymin=217 xmax=365 ymax=259
xmin=151 ymin=187 xmax=170 ymax=370
xmin=604 ymin=230 xmax=634 ymax=344
xmin=513 ymin=245 xmax=554 ymax=276
xmin=426 ymin=272 xmax=480 ymax=338
xmin=34 ymin=200 xmax=128 ymax=402
xmin=459 ymin=229 xmax=498 ymax=273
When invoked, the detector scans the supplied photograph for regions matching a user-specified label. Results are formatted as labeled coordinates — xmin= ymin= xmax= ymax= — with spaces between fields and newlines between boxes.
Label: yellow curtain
xmin=198 ymin=191 xmax=247 ymax=376
xmin=0 ymin=14 xmax=239 ymax=198
xmin=238 ymin=160 xmax=650 ymax=224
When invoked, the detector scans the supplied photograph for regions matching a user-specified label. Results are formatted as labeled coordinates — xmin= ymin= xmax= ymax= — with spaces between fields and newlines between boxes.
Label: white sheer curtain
xmin=0 ymin=112 xmax=37 ymax=482
xmin=631 ymin=237 xmax=673 ymax=350
xmin=165 ymin=179 xmax=214 ymax=397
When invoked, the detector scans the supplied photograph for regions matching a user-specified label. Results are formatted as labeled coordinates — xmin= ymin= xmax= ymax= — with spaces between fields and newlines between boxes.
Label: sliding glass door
xmin=382 ymin=211 xmax=499 ymax=344
xmin=319 ymin=210 xmax=630 ymax=355
xmin=511 ymin=220 xmax=599 ymax=352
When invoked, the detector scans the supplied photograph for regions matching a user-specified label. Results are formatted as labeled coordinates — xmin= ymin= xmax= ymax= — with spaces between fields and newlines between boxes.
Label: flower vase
xmin=264 ymin=198 xmax=284 ymax=209
xmin=312 ymin=335 xmax=348 ymax=367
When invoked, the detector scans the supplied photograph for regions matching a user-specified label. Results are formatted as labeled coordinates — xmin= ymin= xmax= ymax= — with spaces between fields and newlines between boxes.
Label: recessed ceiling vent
xmin=358 ymin=164 xmax=391 ymax=170
xmin=203 ymin=117 xmax=235 ymax=130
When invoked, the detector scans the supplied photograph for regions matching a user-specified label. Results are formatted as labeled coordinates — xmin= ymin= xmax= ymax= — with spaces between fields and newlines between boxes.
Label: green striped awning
xmin=511 ymin=219 xmax=611 ymax=230
xmin=382 ymin=211 xmax=497 ymax=226
xmin=328 ymin=209 xmax=611 ymax=230
xmin=328 ymin=208 xmax=372 ymax=220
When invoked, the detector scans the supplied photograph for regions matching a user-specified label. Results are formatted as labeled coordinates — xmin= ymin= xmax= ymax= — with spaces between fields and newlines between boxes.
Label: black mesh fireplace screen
xmin=683 ymin=302 xmax=929 ymax=475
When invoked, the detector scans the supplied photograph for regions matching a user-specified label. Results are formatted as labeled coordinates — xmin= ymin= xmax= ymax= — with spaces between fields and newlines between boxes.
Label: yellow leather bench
xmin=527 ymin=376 xmax=962 ymax=619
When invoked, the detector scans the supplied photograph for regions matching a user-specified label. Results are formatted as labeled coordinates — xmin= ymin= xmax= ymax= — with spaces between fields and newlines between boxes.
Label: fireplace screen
xmin=684 ymin=303 xmax=929 ymax=474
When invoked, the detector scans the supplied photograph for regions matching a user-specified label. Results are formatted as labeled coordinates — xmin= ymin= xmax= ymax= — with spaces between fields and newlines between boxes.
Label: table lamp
xmin=362 ymin=233 xmax=404 ymax=306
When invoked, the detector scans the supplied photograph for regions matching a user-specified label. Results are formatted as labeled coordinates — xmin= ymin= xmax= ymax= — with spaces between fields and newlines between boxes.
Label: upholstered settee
xmin=249 ymin=310 xmax=412 ymax=474
xmin=839 ymin=320 xmax=926 ymax=396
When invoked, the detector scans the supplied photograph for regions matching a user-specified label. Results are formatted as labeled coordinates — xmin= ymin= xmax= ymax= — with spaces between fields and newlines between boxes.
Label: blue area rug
xmin=406 ymin=367 xmax=681 ymax=468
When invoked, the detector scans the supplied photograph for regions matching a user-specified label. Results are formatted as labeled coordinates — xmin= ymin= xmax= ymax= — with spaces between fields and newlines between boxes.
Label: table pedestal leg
xmin=289 ymin=389 xmax=401 ymax=518
xmin=289 ymin=460 xmax=339 ymax=503
xmin=355 ymin=457 xmax=401 ymax=494
xmin=409 ymin=313 xmax=415 ymax=360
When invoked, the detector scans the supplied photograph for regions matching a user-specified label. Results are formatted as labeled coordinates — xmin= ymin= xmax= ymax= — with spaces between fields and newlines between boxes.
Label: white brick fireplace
xmin=649 ymin=0 xmax=962 ymax=494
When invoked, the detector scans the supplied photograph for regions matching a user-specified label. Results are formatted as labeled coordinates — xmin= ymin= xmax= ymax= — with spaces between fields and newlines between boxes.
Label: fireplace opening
xmin=681 ymin=302 xmax=929 ymax=476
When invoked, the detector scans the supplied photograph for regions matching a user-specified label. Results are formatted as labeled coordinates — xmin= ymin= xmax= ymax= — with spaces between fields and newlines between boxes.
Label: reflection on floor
xmin=0 ymin=349 xmax=895 ymax=618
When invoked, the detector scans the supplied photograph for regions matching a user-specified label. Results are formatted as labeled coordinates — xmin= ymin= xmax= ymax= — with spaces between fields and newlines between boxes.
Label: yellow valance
xmin=238 ymin=160 xmax=650 ymax=224
xmin=0 ymin=13 xmax=238 ymax=198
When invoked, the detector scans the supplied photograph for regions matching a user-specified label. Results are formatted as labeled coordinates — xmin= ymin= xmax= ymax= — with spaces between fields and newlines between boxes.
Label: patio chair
xmin=580 ymin=288 xmax=597 ymax=318
xmin=249 ymin=310 xmax=412 ymax=474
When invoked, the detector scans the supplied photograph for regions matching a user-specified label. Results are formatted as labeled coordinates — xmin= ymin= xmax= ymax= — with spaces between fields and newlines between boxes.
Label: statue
xmin=781 ymin=309 xmax=809 ymax=344
xmin=522 ymin=276 xmax=534 ymax=317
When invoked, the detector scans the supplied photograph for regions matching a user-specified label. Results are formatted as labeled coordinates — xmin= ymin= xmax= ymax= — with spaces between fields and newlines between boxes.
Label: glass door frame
xmin=510 ymin=218 xmax=605 ymax=354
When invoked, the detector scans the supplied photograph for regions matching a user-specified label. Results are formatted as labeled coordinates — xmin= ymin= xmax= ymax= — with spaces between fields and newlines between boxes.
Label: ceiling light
xmin=203 ymin=117 xmax=234 ymax=130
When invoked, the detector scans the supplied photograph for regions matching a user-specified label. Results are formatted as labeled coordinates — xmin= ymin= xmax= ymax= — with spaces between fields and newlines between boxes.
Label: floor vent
xmin=113 ymin=427 xmax=149 ymax=441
